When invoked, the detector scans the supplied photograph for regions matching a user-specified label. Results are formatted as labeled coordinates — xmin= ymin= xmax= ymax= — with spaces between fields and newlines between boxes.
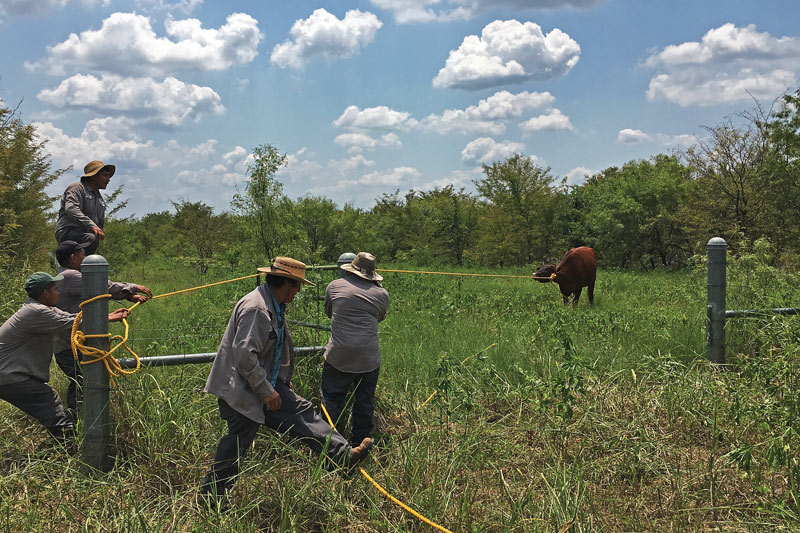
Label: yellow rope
xmin=359 ymin=469 xmax=455 ymax=533
xmin=320 ymin=404 xmax=454 ymax=533
xmin=70 ymin=273 xmax=262 ymax=378
xmin=150 ymin=273 xmax=262 ymax=300
xmin=70 ymin=294 xmax=141 ymax=379
xmin=378 ymin=268 xmax=555 ymax=281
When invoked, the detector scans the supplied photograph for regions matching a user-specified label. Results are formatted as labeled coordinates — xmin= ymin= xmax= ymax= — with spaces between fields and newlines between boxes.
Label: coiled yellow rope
xmin=70 ymin=273 xmax=263 ymax=377
xmin=70 ymin=294 xmax=141 ymax=379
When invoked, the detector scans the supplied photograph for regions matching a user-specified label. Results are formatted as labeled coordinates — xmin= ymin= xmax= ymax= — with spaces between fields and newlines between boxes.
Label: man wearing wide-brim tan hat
xmin=321 ymin=252 xmax=390 ymax=448
xmin=201 ymin=256 xmax=373 ymax=503
xmin=54 ymin=160 xmax=116 ymax=256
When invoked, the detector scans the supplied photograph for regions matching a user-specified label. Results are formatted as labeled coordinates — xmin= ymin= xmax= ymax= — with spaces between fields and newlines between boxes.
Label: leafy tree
xmin=416 ymin=186 xmax=478 ymax=265
xmin=230 ymin=144 xmax=289 ymax=261
xmin=580 ymin=155 xmax=692 ymax=268
xmin=0 ymin=101 xmax=66 ymax=266
xmin=759 ymin=88 xmax=800 ymax=257
xmin=684 ymin=115 xmax=769 ymax=247
xmin=294 ymin=195 xmax=338 ymax=262
xmin=473 ymin=154 xmax=561 ymax=265
xmin=172 ymin=200 xmax=230 ymax=274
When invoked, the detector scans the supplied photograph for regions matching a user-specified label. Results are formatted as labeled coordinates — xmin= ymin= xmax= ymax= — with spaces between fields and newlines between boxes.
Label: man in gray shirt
xmin=321 ymin=252 xmax=389 ymax=447
xmin=55 ymin=160 xmax=115 ymax=255
xmin=53 ymin=240 xmax=151 ymax=422
xmin=0 ymin=272 xmax=129 ymax=442
xmin=200 ymin=257 xmax=373 ymax=503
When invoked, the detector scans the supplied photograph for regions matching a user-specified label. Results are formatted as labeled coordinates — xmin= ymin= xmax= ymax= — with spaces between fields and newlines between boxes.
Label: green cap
xmin=24 ymin=272 xmax=64 ymax=297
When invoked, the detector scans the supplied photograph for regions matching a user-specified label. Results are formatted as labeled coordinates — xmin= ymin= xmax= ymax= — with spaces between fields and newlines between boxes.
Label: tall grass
xmin=1 ymin=257 xmax=799 ymax=531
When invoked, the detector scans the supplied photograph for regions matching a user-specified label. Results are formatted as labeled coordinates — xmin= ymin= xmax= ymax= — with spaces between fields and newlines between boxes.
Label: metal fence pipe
xmin=706 ymin=237 xmax=727 ymax=364
xmin=726 ymin=307 xmax=800 ymax=318
xmin=81 ymin=254 xmax=111 ymax=471
xmin=116 ymin=346 xmax=325 ymax=369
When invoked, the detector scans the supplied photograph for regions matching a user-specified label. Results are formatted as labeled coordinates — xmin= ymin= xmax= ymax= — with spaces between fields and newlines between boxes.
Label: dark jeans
xmin=201 ymin=381 xmax=351 ymax=497
xmin=57 ymin=227 xmax=99 ymax=256
xmin=0 ymin=377 xmax=74 ymax=440
xmin=54 ymin=349 xmax=82 ymax=422
xmin=320 ymin=361 xmax=380 ymax=446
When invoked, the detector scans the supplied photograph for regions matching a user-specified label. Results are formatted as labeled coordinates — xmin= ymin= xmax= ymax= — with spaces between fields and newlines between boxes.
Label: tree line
xmin=2 ymin=88 xmax=800 ymax=274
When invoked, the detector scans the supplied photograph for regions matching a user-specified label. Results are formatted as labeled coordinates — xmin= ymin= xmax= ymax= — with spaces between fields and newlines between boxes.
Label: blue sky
xmin=1 ymin=0 xmax=798 ymax=217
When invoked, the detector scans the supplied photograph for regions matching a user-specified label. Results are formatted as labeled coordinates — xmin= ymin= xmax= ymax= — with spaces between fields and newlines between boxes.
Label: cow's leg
xmin=572 ymin=287 xmax=582 ymax=305
xmin=561 ymin=289 xmax=570 ymax=305
xmin=587 ymin=283 xmax=594 ymax=305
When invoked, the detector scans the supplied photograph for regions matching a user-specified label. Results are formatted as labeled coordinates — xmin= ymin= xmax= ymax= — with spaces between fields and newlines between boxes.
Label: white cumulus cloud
xmin=26 ymin=11 xmax=262 ymax=77
xmin=424 ymin=90 xmax=557 ymax=134
xmin=617 ymin=128 xmax=696 ymax=149
xmin=333 ymin=132 xmax=402 ymax=153
xmin=519 ymin=109 xmax=572 ymax=132
xmin=270 ymin=9 xmax=382 ymax=69
xmin=332 ymin=105 xmax=419 ymax=131
xmin=644 ymin=23 xmax=800 ymax=106
xmin=369 ymin=0 xmax=603 ymax=24
xmin=461 ymin=137 xmax=525 ymax=164
xmin=37 ymin=74 xmax=225 ymax=126
xmin=565 ymin=165 xmax=596 ymax=186
xmin=433 ymin=19 xmax=580 ymax=90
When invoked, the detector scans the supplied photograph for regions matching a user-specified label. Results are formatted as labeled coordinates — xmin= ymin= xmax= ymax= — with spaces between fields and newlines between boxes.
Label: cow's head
xmin=534 ymin=263 xmax=556 ymax=283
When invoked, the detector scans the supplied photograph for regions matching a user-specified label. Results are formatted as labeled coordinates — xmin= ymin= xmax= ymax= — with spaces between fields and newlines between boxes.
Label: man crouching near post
xmin=200 ymin=257 xmax=373 ymax=504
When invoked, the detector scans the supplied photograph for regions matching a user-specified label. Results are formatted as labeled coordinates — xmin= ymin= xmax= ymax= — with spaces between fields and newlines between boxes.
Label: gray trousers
xmin=54 ymin=348 xmax=82 ymax=422
xmin=320 ymin=361 xmax=379 ymax=446
xmin=0 ymin=377 xmax=74 ymax=439
xmin=201 ymin=380 xmax=351 ymax=497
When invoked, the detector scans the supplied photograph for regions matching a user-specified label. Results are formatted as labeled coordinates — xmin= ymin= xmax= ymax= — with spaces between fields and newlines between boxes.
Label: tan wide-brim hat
xmin=341 ymin=252 xmax=383 ymax=281
xmin=82 ymin=160 xmax=116 ymax=179
xmin=257 ymin=257 xmax=315 ymax=286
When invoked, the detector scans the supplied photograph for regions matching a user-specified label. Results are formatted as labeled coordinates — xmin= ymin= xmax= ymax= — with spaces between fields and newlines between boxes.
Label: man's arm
xmin=230 ymin=307 xmax=275 ymax=402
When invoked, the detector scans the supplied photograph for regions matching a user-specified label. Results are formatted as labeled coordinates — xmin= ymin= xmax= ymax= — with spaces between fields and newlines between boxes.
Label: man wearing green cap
xmin=55 ymin=160 xmax=116 ymax=255
xmin=0 ymin=272 xmax=129 ymax=442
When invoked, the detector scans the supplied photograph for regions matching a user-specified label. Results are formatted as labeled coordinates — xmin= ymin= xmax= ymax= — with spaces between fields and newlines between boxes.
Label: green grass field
xmin=1 ymin=259 xmax=800 ymax=531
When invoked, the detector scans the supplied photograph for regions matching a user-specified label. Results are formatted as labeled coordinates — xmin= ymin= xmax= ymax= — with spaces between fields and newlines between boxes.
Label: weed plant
xmin=1 ymin=256 xmax=800 ymax=531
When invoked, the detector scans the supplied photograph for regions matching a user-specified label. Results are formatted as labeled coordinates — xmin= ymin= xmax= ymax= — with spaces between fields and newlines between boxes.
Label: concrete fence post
xmin=81 ymin=254 xmax=111 ymax=471
xmin=337 ymin=253 xmax=355 ymax=279
xmin=706 ymin=237 xmax=727 ymax=364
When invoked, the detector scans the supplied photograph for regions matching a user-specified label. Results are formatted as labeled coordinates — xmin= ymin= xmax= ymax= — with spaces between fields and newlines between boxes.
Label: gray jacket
xmin=0 ymin=299 xmax=76 ymax=385
xmin=204 ymin=285 xmax=295 ymax=424
xmin=52 ymin=266 xmax=139 ymax=353
xmin=55 ymin=178 xmax=106 ymax=241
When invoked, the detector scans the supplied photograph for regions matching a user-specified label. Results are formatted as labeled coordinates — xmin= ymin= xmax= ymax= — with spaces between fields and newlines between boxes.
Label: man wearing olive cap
xmin=200 ymin=257 xmax=373 ymax=503
xmin=55 ymin=160 xmax=115 ymax=255
xmin=0 ymin=272 xmax=129 ymax=443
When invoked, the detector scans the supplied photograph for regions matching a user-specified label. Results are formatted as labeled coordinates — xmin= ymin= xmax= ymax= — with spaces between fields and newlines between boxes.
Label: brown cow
xmin=535 ymin=246 xmax=597 ymax=305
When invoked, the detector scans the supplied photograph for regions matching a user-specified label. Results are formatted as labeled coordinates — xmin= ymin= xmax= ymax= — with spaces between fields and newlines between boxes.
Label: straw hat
xmin=257 ymin=257 xmax=315 ymax=286
xmin=341 ymin=252 xmax=383 ymax=281
xmin=82 ymin=160 xmax=116 ymax=179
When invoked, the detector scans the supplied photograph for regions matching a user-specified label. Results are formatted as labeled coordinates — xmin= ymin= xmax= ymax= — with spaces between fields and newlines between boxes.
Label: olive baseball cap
xmin=24 ymin=272 xmax=64 ymax=297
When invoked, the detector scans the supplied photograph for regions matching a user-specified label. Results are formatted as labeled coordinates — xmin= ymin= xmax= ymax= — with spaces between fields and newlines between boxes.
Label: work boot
xmin=348 ymin=437 xmax=373 ymax=469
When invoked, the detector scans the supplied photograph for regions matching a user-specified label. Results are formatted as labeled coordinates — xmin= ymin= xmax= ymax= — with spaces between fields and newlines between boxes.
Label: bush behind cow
xmin=535 ymin=246 xmax=597 ymax=305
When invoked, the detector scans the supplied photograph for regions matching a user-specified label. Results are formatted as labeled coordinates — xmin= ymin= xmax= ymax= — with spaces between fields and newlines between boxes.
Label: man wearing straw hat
xmin=321 ymin=252 xmax=389 ymax=447
xmin=55 ymin=160 xmax=115 ymax=255
xmin=0 ymin=272 xmax=129 ymax=444
xmin=200 ymin=257 xmax=373 ymax=503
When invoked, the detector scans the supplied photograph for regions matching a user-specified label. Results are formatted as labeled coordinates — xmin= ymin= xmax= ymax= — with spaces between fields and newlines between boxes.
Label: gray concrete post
xmin=707 ymin=237 xmax=727 ymax=364
xmin=337 ymin=253 xmax=356 ymax=279
xmin=81 ymin=254 xmax=111 ymax=471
